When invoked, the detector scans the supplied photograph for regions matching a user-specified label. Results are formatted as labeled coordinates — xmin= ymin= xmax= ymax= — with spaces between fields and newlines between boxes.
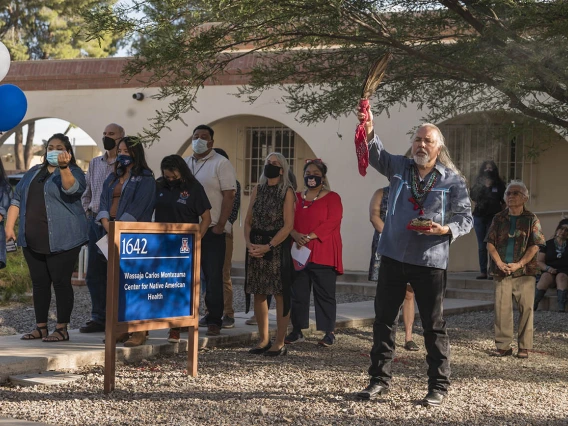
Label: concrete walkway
xmin=0 ymin=298 xmax=492 ymax=384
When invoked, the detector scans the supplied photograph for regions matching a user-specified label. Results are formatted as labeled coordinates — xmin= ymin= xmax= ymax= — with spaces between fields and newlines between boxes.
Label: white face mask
xmin=192 ymin=138 xmax=209 ymax=154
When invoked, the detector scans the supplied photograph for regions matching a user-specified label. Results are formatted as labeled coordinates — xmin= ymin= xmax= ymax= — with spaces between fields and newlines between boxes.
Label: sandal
xmin=404 ymin=340 xmax=420 ymax=351
xmin=20 ymin=325 xmax=48 ymax=340
xmin=517 ymin=349 xmax=529 ymax=359
xmin=43 ymin=326 xmax=69 ymax=342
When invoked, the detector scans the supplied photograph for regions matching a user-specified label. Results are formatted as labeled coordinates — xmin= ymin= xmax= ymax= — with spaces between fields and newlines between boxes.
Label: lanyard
xmin=191 ymin=158 xmax=209 ymax=176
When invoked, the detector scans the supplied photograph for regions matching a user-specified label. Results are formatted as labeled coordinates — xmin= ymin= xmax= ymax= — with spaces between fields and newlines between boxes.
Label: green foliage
xmin=82 ymin=0 xmax=568 ymax=143
xmin=0 ymin=0 xmax=121 ymax=60
xmin=0 ymin=249 xmax=31 ymax=304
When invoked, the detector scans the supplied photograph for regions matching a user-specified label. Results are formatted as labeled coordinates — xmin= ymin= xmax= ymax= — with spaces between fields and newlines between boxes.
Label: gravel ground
xmin=0 ymin=284 xmax=373 ymax=335
xmin=1 ymin=311 xmax=567 ymax=425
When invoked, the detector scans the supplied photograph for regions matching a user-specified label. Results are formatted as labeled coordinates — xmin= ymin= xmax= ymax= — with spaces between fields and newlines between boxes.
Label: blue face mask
xmin=117 ymin=154 xmax=133 ymax=167
xmin=46 ymin=150 xmax=63 ymax=166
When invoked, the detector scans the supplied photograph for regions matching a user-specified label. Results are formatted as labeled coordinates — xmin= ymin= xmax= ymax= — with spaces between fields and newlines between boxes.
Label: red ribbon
xmin=354 ymin=99 xmax=370 ymax=176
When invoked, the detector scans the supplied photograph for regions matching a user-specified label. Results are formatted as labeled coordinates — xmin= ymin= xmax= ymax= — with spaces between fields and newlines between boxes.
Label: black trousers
xmin=369 ymin=256 xmax=450 ymax=393
xmin=290 ymin=263 xmax=337 ymax=332
xmin=23 ymin=245 xmax=82 ymax=324
xmin=201 ymin=228 xmax=226 ymax=327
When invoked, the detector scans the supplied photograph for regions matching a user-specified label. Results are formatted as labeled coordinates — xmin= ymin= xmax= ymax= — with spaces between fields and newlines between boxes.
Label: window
xmin=440 ymin=123 xmax=534 ymax=185
xmin=245 ymin=127 xmax=296 ymax=193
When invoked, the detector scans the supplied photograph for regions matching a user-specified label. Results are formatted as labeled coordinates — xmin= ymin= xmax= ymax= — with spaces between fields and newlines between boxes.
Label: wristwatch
xmin=268 ymin=242 xmax=274 ymax=250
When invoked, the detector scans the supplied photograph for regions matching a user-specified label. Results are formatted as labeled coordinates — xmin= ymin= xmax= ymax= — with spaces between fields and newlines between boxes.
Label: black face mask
xmin=103 ymin=136 xmax=117 ymax=151
xmin=264 ymin=163 xmax=282 ymax=179
xmin=304 ymin=175 xmax=323 ymax=189
xmin=167 ymin=178 xmax=182 ymax=188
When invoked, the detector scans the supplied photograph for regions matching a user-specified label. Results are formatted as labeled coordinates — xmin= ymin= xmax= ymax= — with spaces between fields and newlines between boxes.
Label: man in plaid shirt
xmin=79 ymin=123 xmax=124 ymax=333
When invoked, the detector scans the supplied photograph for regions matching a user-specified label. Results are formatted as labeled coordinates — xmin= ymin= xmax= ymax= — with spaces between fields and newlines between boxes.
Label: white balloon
xmin=0 ymin=41 xmax=11 ymax=82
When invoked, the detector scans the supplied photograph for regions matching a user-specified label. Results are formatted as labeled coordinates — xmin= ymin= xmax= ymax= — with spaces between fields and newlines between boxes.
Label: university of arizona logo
xmin=177 ymin=191 xmax=189 ymax=204
xmin=180 ymin=238 xmax=190 ymax=253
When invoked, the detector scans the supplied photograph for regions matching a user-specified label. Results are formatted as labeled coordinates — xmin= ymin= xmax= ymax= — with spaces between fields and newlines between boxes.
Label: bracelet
xmin=59 ymin=165 xmax=68 ymax=169
xmin=545 ymin=265 xmax=551 ymax=272
xmin=305 ymin=235 xmax=311 ymax=240
xmin=268 ymin=242 xmax=274 ymax=250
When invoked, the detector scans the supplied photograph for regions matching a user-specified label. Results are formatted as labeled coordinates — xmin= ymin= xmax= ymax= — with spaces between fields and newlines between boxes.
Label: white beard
xmin=413 ymin=153 xmax=430 ymax=166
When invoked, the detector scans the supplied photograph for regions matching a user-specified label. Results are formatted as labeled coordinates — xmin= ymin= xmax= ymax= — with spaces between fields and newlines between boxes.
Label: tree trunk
xmin=24 ymin=121 xmax=35 ymax=169
xmin=14 ymin=127 xmax=24 ymax=170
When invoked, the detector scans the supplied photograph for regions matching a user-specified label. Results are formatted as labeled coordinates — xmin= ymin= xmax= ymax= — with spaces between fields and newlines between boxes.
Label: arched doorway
xmin=0 ymin=117 xmax=100 ymax=173
xmin=178 ymin=114 xmax=318 ymax=263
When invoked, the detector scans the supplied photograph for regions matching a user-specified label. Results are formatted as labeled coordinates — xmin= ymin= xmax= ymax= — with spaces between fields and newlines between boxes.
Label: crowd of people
xmin=1 ymin=107 xmax=565 ymax=407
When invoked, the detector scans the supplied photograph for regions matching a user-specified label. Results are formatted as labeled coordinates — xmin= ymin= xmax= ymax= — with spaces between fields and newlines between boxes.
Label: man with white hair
xmin=355 ymin=108 xmax=473 ymax=407
xmin=485 ymin=180 xmax=544 ymax=359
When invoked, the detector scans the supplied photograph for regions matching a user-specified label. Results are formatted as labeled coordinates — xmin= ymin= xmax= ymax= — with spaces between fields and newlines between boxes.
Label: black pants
xmin=369 ymin=256 xmax=450 ymax=393
xmin=290 ymin=263 xmax=337 ymax=332
xmin=201 ymin=228 xmax=226 ymax=327
xmin=23 ymin=245 xmax=82 ymax=324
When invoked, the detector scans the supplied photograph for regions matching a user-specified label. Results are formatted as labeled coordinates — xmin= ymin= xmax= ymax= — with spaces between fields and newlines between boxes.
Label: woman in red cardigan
xmin=286 ymin=159 xmax=343 ymax=347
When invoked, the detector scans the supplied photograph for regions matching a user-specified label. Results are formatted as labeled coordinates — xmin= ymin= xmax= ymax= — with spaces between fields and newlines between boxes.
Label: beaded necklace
xmin=554 ymin=238 xmax=566 ymax=258
xmin=302 ymin=187 xmax=324 ymax=209
xmin=408 ymin=165 xmax=439 ymax=215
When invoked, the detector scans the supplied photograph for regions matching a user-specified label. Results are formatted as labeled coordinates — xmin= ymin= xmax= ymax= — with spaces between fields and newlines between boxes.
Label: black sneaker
xmin=198 ymin=315 xmax=208 ymax=328
xmin=284 ymin=330 xmax=305 ymax=344
xmin=79 ymin=321 xmax=105 ymax=333
xmin=222 ymin=315 xmax=235 ymax=329
xmin=318 ymin=332 xmax=335 ymax=347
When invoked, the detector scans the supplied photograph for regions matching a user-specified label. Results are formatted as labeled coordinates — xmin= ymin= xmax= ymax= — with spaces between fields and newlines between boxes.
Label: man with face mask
xmin=184 ymin=125 xmax=236 ymax=336
xmin=354 ymin=108 xmax=473 ymax=407
xmin=79 ymin=123 xmax=124 ymax=333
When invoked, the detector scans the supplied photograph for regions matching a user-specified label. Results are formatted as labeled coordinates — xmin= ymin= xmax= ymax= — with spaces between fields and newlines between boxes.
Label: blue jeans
xmin=85 ymin=216 xmax=108 ymax=325
xmin=473 ymin=216 xmax=493 ymax=275
xmin=369 ymin=256 xmax=450 ymax=393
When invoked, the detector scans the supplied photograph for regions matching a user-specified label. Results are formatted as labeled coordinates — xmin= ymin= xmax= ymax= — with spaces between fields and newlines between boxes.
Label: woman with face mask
xmin=244 ymin=152 xmax=295 ymax=356
xmin=154 ymin=155 xmax=212 ymax=343
xmin=470 ymin=160 xmax=506 ymax=279
xmin=5 ymin=133 xmax=88 ymax=342
xmin=97 ymin=136 xmax=156 ymax=347
xmin=286 ymin=159 xmax=343 ymax=347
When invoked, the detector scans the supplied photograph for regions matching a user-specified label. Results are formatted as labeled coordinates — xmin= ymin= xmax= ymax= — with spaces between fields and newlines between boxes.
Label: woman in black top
xmin=155 ymin=155 xmax=212 ymax=342
xmin=470 ymin=160 xmax=506 ymax=279
xmin=535 ymin=219 xmax=568 ymax=312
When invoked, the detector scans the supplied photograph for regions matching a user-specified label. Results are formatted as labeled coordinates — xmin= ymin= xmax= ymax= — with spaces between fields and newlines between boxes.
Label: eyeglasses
xmin=505 ymin=191 xmax=523 ymax=197
xmin=305 ymin=158 xmax=323 ymax=165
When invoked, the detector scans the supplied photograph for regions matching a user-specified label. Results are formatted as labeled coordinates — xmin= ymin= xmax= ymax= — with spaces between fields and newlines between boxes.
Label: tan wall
xmin=179 ymin=115 xmax=316 ymax=263
xmin=447 ymin=133 xmax=568 ymax=272
xmin=0 ymin=144 xmax=101 ymax=172
xmin=16 ymin=86 xmax=568 ymax=272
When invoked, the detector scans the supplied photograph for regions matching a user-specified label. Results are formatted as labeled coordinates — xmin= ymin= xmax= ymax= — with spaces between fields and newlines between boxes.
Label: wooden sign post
xmin=104 ymin=222 xmax=201 ymax=394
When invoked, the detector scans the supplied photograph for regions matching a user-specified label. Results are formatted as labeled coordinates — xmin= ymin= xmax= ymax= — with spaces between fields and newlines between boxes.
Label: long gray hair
xmin=258 ymin=152 xmax=293 ymax=198
xmin=411 ymin=123 xmax=464 ymax=178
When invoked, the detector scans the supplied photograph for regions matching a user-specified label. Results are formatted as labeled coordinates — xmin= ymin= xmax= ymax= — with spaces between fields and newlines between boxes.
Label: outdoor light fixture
xmin=132 ymin=92 xmax=144 ymax=101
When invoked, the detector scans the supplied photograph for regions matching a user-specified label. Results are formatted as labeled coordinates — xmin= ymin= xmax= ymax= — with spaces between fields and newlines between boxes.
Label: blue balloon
xmin=0 ymin=84 xmax=28 ymax=132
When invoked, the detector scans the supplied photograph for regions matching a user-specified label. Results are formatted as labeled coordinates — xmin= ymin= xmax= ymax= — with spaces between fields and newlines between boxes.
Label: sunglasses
xmin=505 ymin=190 xmax=524 ymax=196
xmin=305 ymin=158 xmax=323 ymax=165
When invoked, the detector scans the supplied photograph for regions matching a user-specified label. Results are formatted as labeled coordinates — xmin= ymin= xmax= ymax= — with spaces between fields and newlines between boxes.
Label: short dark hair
xmin=303 ymin=160 xmax=328 ymax=177
xmin=43 ymin=133 xmax=78 ymax=167
xmin=192 ymin=125 xmax=214 ymax=139
xmin=214 ymin=147 xmax=228 ymax=160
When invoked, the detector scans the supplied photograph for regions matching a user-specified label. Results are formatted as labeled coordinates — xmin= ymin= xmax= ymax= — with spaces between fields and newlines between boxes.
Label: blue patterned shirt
xmin=368 ymin=134 xmax=473 ymax=269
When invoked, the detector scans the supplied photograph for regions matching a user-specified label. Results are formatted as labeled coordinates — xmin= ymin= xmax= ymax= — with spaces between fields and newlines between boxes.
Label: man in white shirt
xmin=185 ymin=125 xmax=236 ymax=336
xmin=79 ymin=123 xmax=123 ymax=333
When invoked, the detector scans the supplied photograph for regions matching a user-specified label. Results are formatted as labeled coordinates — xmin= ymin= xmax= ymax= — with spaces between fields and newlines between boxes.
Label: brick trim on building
xmin=3 ymin=57 xmax=254 ymax=91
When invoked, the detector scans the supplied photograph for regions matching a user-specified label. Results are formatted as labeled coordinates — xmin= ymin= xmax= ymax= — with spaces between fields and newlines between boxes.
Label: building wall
xmin=14 ymin=85 xmax=568 ymax=272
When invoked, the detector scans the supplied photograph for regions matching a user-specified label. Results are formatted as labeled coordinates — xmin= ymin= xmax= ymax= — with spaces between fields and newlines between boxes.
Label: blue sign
xmin=118 ymin=232 xmax=194 ymax=322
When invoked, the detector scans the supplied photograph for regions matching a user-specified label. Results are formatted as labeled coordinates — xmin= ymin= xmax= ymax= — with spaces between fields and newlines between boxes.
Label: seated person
xmin=535 ymin=219 xmax=568 ymax=312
